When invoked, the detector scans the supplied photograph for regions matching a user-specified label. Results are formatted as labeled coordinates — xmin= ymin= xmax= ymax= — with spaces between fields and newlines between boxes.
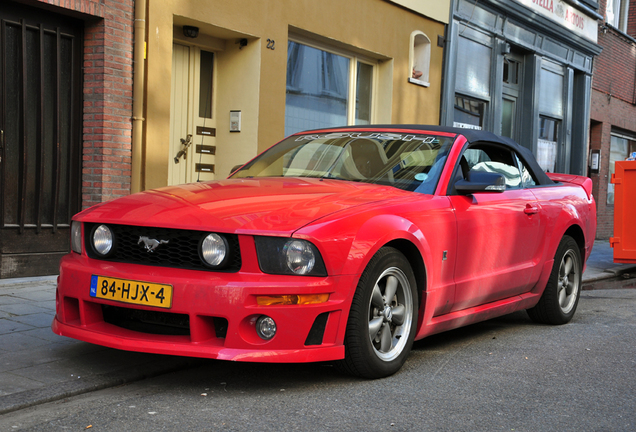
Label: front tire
xmin=337 ymin=247 xmax=418 ymax=378
xmin=527 ymin=235 xmax=582 ymax=325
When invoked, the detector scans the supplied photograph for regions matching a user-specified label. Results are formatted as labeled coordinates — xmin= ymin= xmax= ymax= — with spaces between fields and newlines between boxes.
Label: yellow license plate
xmin=90 ymin=275 xmax=173 ymax=309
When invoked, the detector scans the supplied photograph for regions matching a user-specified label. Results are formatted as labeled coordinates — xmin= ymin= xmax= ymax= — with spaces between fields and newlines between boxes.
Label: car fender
xmin=296 ymin=213 xmax=433 ymax=294
xmin=540 ymin=202 xmax=590 ymax=272
xmin=342 ymin=214 xmax=432 ymax=280
xmin=531 ymin=185 xmax=595 ymax=269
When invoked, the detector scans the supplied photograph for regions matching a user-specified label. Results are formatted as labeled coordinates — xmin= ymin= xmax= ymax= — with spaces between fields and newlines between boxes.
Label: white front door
xmin=170 ymin=43 xmax=216 ymax=185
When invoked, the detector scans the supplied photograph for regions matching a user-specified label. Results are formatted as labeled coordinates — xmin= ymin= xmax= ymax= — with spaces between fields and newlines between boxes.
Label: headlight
xmin=284 ymin=240 xmax=316 ymax=274
xmin=254 ymin=237 xmax=327 ymax=276
xmin=200 ymin=233 xmax=228 ymax=267
xmin=71 ymin=221 xmax=82 ymax=254
xmin=92 ymin=224 xmax=113 ymax=256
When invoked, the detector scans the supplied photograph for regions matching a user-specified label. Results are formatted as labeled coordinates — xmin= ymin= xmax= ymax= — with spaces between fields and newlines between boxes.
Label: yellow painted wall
xmin=142 ymin=0 xmax=447 ymax=190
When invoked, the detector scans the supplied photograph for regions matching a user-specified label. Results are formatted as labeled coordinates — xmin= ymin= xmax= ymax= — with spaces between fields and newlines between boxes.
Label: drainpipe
xmin=131 ymin=0 xmax=147 ymax=194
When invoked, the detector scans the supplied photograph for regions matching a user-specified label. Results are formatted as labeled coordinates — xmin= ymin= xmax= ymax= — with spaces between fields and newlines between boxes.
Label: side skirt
xmin=415 ymin=259 xmax=554 ymax=340
xmin=415 ymin=292 xmax=543 ymax=340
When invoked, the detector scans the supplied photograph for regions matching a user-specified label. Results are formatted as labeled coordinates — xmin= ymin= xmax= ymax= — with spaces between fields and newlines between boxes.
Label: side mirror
xmin=455 ymin=171 xmax=506 ymax=194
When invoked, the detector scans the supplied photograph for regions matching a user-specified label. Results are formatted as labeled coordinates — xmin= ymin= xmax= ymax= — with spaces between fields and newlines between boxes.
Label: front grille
xmin=84 ymin=223 xmax=241 ymax=272
xmin=101 ymin=305 xmax=228 ymax=339
xmin=102 ymin=304 xmax=190 ymax=336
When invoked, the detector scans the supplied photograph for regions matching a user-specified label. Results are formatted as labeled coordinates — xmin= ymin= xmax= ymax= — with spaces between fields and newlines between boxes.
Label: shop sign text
xmin=516 ymin=0 xmax=597 ymax=42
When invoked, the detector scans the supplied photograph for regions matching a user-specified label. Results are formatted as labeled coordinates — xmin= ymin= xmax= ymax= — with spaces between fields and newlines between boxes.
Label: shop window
xmin=607 ymin=133 xmax=636 ymax=204
xmin=456 ymin=35 xmax=491 ymax=99
xmin=453 ymin=95 xmax=486 ymax=130
xmin=537 ymin=60 xmax=564 ymax=173
xmin=537 ymin=117 xmax=560 ymax=173
xmin=285 ymin=40 xmax=375 ymax=136
xmin=409 ymin=31 xmax=430 ymax=87
xmin=607 ymin=0 xmax=630 ymax=32
xmin=539 ymin=63 xmax=564 ymax=118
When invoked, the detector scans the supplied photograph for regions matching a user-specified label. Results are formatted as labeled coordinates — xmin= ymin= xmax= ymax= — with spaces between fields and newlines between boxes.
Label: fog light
xmin=256 ymin=315 xmax=276 ymax=340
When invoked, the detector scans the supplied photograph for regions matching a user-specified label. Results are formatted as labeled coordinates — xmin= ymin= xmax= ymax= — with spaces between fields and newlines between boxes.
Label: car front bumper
xmin=52 ymin=253 xmax=356 ymax=363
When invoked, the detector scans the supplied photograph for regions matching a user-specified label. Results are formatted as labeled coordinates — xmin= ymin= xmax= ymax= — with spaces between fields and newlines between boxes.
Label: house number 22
xmin=266 ymin=39 xmax=275 ymax=50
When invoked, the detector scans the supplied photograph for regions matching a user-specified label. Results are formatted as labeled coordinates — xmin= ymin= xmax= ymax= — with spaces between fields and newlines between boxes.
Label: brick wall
xmin=33 ymin=0 xmax=135 ymax=208
xmin=628 ymin=0 xmax=636 ymax=36
xmin=593 ymin=28 xmax=636 ymax=104
xmin=589 ymin=91 xmax=636 ymax=239
xmin=590 ymin=1 xmax=636 ymax=239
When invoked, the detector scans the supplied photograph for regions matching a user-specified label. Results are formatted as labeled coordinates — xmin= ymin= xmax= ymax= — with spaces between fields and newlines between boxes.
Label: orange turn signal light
xmin=256 ymin=294 xmax=330 ymax=306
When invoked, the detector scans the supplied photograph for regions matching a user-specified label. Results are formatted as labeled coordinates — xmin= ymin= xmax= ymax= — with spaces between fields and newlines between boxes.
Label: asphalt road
xmin=1 ymin=289 xmax=635 ymax=432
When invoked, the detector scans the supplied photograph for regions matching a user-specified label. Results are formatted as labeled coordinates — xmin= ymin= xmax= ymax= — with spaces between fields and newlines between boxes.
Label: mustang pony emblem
xmin=138 ymin=236 xmax=169 ymax=252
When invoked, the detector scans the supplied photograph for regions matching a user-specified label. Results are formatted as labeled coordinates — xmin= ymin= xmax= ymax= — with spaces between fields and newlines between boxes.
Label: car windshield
xmin=231 ymin=132 xmax=455 ymax=193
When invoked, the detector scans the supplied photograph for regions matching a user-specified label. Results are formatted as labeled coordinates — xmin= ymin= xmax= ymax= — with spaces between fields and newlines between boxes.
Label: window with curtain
xmin=285 ymin=40 xmax=375 ymax=136
xmin=607 ymin=0 xmax=630 ymax=32
xmin=537 ymin=117 xmax=560 ymax=173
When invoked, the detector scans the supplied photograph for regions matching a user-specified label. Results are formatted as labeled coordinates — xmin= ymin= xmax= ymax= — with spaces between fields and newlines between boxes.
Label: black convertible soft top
xmin=306 ymin=124 xmax=554 ymax=186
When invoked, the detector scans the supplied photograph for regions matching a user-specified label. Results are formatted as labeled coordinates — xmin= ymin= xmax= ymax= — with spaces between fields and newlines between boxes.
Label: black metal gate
xmin=0 ymin=2 xmax=83 ymax=278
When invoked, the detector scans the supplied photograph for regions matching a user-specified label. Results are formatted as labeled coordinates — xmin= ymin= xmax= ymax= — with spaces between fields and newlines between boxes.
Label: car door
xmin=448 ymin=143 xmax=543 ymax=311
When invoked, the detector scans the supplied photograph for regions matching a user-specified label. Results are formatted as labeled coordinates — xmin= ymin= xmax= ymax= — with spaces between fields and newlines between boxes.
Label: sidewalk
xmin=581 ymin=240 xmax=636 ymax=289
xmin=0 ymin=240 xmax=635 ymax=415
xmin=0 ymin=277 xmax=203 ymax=415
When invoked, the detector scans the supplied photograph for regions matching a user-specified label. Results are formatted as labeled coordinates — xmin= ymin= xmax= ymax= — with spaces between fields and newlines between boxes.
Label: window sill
xmin=604 ymin=23 xmax=636 ymax=44
xmin=408 ymin=77 xmax=430 ymax=87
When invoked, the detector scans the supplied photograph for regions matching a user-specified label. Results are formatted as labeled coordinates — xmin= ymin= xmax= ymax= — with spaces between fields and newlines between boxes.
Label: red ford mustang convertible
xmin=53 ymin=126 xmax=596 ymax=378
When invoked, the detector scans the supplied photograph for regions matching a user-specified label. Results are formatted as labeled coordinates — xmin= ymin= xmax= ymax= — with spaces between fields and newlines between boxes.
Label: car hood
xmin=77 ymin=177 xmax=411 ymax=235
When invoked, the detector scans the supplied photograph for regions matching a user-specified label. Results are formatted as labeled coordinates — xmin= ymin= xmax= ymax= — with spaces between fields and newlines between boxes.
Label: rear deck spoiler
xmin=546 ymin=173 xmax=594 ymax=200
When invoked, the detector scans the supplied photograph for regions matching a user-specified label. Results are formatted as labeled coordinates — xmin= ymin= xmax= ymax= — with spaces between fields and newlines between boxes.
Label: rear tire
xmin=527 ymin=235 xmax=582 ymax=325
xmin=336 ymin=247 xmax=418 ymax=379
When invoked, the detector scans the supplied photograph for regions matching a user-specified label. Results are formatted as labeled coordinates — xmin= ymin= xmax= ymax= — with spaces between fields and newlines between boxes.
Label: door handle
xmin=524 ymin=203 xmax=540 ymax=215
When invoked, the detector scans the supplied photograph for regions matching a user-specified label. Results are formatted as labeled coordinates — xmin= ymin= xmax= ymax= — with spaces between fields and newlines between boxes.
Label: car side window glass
xmin=463 ymin=145 xmax=522 ymax=189
xmin=514 ymin=153 xmax=537 ymax=187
